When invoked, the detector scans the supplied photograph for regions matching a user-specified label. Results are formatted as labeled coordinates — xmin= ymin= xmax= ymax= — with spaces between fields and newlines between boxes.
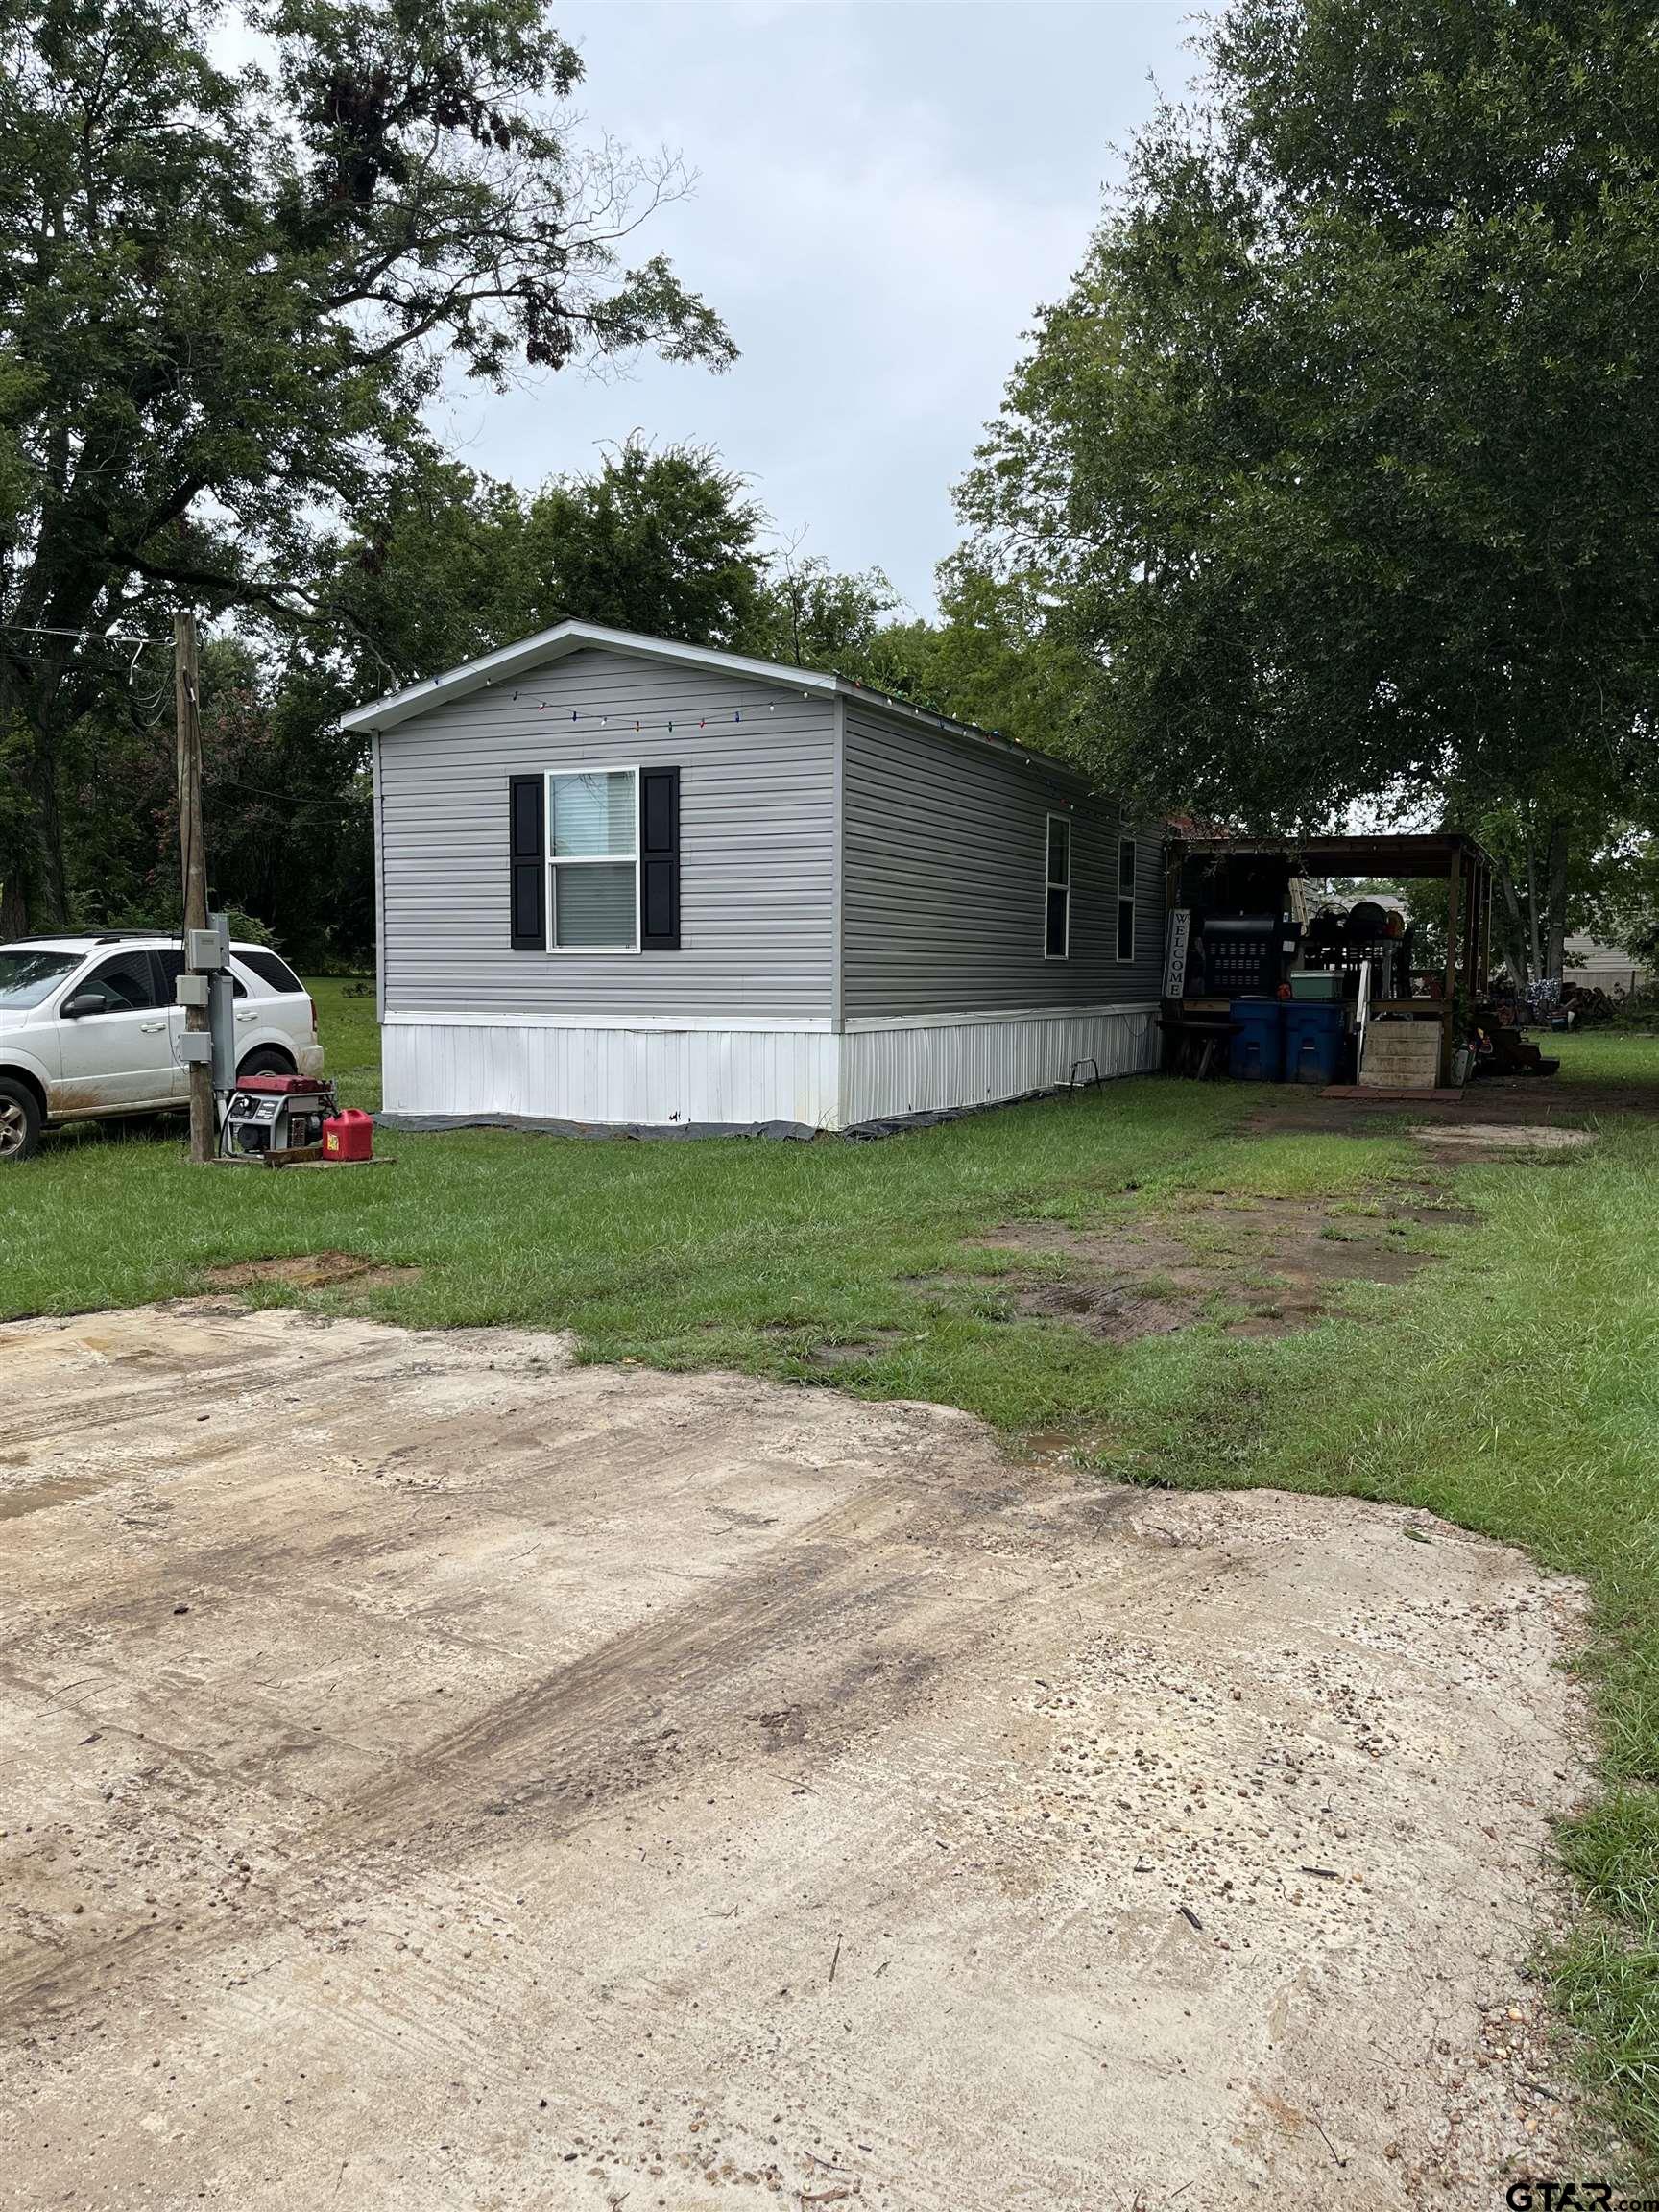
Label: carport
xmin=1166 ymin=831 xmax=1495 ymax=1086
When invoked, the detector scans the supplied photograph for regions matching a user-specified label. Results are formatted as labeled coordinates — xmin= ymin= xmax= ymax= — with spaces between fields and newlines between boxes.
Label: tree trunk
xmin=0 ymin=674 xmax=73 ymax=932
xmin=1544 ymin=817 xmax=1570 ymax=981
xmin=1524 ymin=836 xmax=1544 ymax=978
xmin=1492 ymin=856 xmax=1530 ymax=985
xmin=0 ymin=741 xmax=71 ymax=931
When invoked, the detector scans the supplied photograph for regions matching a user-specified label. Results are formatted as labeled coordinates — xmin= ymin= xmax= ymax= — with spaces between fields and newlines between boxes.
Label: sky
xmin=434 ymin=2 xmax=1205 ymax=616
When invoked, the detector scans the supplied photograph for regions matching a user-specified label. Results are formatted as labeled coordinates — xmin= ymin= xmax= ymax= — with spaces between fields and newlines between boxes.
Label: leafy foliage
xmin=958 ymin=0 xmax=1659 ymax=865
xmin=0 ymin=0 xmax=733 ymax=926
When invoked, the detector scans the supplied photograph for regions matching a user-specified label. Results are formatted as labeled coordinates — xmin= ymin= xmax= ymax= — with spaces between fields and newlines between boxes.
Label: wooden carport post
xmin=1441 ymin=845 xmax=1461 ymax=1086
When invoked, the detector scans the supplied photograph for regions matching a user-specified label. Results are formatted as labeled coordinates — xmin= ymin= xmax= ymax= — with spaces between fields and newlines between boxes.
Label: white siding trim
xmin=844 ymin=1000 xmax=1159 ymax=1033
xmin=384 ymin=1010 xmax=831 ymax=1033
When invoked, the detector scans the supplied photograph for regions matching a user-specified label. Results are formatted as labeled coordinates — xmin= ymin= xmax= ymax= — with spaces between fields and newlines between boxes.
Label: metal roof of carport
xmin=336 ymin=617 xmax=1094 ymax=789
xmin=1174 ymin=830 xmax=1491 ymax=878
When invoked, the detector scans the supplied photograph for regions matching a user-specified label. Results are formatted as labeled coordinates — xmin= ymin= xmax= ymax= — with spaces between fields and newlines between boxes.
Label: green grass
xmin=305 ymin=975 xmax=381 ymax=1109
xmin=5 ymin=991 xmax=1659 ymax=2173
xmin=1549 ymin=1028 xmax=1659 ymax=1086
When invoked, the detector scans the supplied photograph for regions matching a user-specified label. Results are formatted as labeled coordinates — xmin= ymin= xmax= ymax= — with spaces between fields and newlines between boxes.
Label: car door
xmin=53 ymin=950 xmax=180 ymax=1113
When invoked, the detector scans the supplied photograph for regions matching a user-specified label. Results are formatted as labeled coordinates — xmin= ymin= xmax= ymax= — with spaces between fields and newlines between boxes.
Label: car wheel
xmin=0 ymin=1077 xmax=42 ymax=1163
xmin=237 ymin=1047 xmax=295 ymax=1080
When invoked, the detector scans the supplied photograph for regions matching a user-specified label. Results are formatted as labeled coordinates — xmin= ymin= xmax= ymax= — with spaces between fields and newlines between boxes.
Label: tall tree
xmin=0 ymin=0 xmax=733 ymax=928
xmin=62 ymin=442 xmax=917 ymax=962
xmin=959 ymin=0 xmax=1659 ymax=968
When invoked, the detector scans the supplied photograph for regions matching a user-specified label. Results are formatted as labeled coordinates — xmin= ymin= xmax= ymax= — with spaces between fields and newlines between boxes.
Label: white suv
xmin=0 ymin=932 xmax=325 ymax=1161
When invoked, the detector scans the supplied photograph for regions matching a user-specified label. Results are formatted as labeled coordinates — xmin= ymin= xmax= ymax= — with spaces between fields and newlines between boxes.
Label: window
xmin=0 ymin=950 xmax=78 ymax=1009
xmin=1045 ymin=814 xmax=1070 ymax=959
xmin=548 ymin=768 xmax=638 ymax=951
xmin=235 ymin=948 xmax=303 ymax=996
xmin=1117 ymin=837 xmax=1137 ymax=962
xmin=156 ymin=948 xmax=244 ymax=998
xmin=81 ymin=951 xmax=163 ymax=1012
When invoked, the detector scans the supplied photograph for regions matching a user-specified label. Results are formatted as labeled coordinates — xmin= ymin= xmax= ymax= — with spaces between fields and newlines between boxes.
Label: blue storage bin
xmin=1283 ymin=1000 xmax=1346 ymax=1086
xmin=1229 ymin=998 xmax=1285 ymax=1082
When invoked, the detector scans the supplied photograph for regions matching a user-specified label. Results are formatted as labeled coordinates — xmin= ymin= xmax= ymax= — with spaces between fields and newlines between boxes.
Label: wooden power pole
xmin=175 ymin=613 xmax=215 ymax=1164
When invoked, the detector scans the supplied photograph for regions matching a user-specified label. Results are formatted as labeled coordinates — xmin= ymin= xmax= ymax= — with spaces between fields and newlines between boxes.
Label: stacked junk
xmin=1165 ymin=846 xmax=1431 ymax=1088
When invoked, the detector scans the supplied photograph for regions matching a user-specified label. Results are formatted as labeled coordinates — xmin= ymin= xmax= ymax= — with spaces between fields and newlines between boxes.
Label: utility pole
xmin=175 ymin=613 xmax=214 ymax=1164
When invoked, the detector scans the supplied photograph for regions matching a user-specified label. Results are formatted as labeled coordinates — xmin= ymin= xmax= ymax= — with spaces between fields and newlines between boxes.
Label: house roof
xmin=337 ymin=618 xmax=1092 ymax=788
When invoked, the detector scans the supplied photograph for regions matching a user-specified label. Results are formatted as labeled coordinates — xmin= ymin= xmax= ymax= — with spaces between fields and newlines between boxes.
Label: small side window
xmin=1045 ymin=815 xmax=1071 ymax=960
xmin=235 ymin=948 xmax=304 ymax=995
xmin=1117 ymin=837 xmax=1137 ymax=962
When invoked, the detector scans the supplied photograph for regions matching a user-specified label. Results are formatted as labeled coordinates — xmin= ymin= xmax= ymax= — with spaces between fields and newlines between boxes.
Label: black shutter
xmin=639 ymin=767 xmax=681 ymax=950
xmin=509 ymin=775 xmax=546 ymax=950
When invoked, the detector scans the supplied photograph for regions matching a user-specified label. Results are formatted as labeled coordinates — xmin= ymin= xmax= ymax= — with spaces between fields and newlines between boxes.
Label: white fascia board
xmin=338 ymin=618 xmax=1098 ymax=799
xmin=338 ymin=620 xmax=838 ymax=736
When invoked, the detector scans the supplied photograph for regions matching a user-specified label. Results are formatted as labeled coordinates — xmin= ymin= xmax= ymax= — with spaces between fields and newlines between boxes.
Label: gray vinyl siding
xmin=378 ymin=648 xmax=835 ymax=1019
xmin=840 ymin=703 xmax=1165 ymax=1019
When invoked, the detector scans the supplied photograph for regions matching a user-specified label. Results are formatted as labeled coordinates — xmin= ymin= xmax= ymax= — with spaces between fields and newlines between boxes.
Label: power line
xmin=0 ymin=621 xmax=169 ymax=642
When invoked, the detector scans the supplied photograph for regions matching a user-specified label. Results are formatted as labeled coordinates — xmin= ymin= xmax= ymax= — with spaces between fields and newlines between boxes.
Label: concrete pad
xmin=0 ymin=1305 xmax=1589 ymax=2207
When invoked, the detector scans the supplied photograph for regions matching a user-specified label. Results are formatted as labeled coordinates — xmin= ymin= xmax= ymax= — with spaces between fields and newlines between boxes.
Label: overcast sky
xmin=435 ymin=2 xmax=1204 ymax=615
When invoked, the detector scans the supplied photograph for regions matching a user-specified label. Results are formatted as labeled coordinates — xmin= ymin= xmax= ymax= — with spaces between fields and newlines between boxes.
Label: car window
xmin=234 ymin=948 xmax=303 ymax=995
xmin=156 ymin=947 xmax=246 ymax=998
xmin=0 ymin=950 xmax=81 ymax=1009
xmin=83 ymin=951 xmax=162 ymax=1012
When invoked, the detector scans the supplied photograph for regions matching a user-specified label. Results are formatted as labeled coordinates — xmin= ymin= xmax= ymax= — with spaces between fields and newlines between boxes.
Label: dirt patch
xmin=806 ymin=1331 xmax=905 ymax=1369
xmin=204 ymin=1249 xmax=421 ymax=1292
xmin=1246 ymin=1073 xmax=1646 ymax=1141
xmin=977 ymin=1190 xmax=1457 ymax=1341
xmin=0 ymin=1304 xmax=1593 ymax=2208
xmin=1412 ymin=1123 xmax=1597 ymax=1157
xmin=1003 ymin=1274 xmax=1193 ymax=1343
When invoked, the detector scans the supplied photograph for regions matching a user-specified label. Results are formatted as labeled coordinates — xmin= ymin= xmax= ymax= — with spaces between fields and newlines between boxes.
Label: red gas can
xmin=322 ymin=1108 xmax=374 ymax=1163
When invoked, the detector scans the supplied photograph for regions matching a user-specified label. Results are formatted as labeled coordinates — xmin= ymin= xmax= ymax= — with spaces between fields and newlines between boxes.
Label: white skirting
xmin=382 ymin=1004 xmax=1159 ymax=1132
xmin=839 ymin=1004 xmax=1159 ymax=1125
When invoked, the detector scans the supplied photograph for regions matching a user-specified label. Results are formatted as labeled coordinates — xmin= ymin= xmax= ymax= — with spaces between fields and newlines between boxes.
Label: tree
xmin=735 ymin=553 xmax=901 ymax=680
xmin=959 ymin=0 xmax=1659 ymax=967
xmin=60 ymin=440 xmax=923 ymax=962
xmin=0 ymin=0 xmax=733 ymax=928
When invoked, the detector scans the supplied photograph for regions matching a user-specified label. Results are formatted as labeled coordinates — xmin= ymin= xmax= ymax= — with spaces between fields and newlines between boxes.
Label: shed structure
xmin=344 ymin=622 xmax=1163 ymax=1133
xmin=1167 ymin=830 xmax=1494 ymax=1087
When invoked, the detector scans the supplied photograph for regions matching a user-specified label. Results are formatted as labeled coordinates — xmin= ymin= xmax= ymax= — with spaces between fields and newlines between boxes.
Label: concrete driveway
xmin=0 ymin=1304 xmax=1587 ymax=2207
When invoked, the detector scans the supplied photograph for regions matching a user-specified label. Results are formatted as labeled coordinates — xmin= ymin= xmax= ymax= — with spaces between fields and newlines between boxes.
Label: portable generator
xmin=220 ymin=1073 xmax=337 ymax=1159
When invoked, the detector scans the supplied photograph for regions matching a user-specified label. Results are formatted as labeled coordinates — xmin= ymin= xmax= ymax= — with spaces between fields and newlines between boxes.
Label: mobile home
xmin=343 ymin=622 xmax=1163 ymax=1132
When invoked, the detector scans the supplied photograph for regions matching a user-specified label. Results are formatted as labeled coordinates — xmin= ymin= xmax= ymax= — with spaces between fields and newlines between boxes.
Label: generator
xmin=220 ymin=1073 xmax=337 ymax=1159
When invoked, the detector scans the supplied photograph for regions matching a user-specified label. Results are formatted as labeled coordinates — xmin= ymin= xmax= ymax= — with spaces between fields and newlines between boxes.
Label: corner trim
xmin=830 ymin=693 xmax=846 ymax=1035
xmin=371 ymin=732 xmax=386 ymax=1025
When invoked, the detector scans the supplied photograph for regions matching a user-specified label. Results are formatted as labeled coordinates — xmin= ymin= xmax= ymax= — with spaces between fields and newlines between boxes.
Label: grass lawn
xmin=4 ymin=992 xmax=1659 ymax=2173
